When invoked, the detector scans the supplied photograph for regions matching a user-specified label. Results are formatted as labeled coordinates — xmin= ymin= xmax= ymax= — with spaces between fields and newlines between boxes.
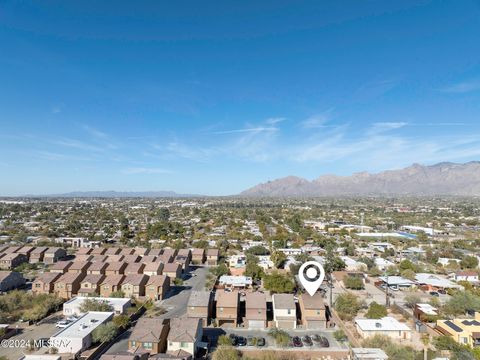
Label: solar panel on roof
xmin=445 ymin=320 xmax=463 ymax=333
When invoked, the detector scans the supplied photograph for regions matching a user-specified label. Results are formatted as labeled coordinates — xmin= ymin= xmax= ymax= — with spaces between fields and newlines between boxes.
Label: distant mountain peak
xmin=240 ymin=161 xmax=480 ymax=197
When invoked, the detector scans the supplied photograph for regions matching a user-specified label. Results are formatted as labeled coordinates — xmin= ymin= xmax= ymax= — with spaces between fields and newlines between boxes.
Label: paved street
xmin=104 ymin=265 xmax=209 ymax=355
xmin=0 ymin=312 xmax=63 ymax=360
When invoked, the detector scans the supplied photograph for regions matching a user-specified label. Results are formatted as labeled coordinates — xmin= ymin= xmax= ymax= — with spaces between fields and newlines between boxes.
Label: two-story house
xmin=272 ymin=293 xmax=297 ymax=329
xmin=32 ymin=272 xmax=61 ymax=295
xmin=187 ymin=290 xmax=212 ymax=326
xmin=298 ymin=293 xmax=327 ymax=329
xmin=245 ymin=292 xmax=267 ymax=329
xmin=121 ymin=274 xmax=148 ymax=298
xmin=216 ymin=290 xmax=239 ymax=327
xmin=128 ymin=317 xmax=170 ymax=355
xmin=145 ymin=275 xmax=170 ymax=301
xmin=167 ymin=318 xmax=202 ymax=358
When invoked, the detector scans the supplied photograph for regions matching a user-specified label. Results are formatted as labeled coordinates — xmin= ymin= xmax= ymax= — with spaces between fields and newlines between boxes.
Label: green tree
xmin=461 ymin=256 xmax=479 ymax=270
xmin=344 ymin=276 xmax=364 ymax=290
xmin=366 ymin=302 xmax=388 ymax=319
xmin=268 ymin=328 xmax=290 ymax=348
xmin=404 ymin=293 xmax=421 ymax=309
xmin=363 ymin=334 xmax=418 ymax=360
xmin=79 ymin=298 xmax=114 ymax=313
xmin=271 ymin=251 xmax=287 ymax=269
xmin=445 ymin=291 xmax=480 ymax=316
xmin=245 ymin=245 xmax=270 ymax=256
xmin=335 ymin=293 xmax=361 ymax=320
xmin=158 ymin=208 xmax=170 ymax=222
xmin=400 ymin=269 xmax=416 ymax=281
xmin=92 ymin=322 xmax=118 ymax=343
xmin=244 ymin=255 xmax=264 ymax=281
xmin=112 ymin=315 xmax=130 ymax=329
xmin=263 ymin=272 xmax=295 ymax=293
xmin=110 ymin=290 xmax=126 ymax=298
xmin=333 ymin=329 xmax=347 ymax=342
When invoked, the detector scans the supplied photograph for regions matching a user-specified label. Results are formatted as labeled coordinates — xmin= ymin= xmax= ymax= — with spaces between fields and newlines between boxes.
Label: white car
xmin=66 ymin=316 xmax=78 ymax=322
xmin=55 ymin=320 xmax=71 ymax=328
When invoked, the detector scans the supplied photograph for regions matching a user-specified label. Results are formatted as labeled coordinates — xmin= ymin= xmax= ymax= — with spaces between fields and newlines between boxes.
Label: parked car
xmin=438 ymin=289 xmax=447 ymax=295
xmin=292 ymin=336 xmax=303 ymax=347
xmin=302 ymin=335 xmax=313 ymax=346
xmin=237 ymin=336 xmax=247 ymax=346
xmin=429 ymin=291 xmax=440 ymax=297
xmin=55 ymin=320 xmax=71 ymax=328
xmin=247 ymin=336 xmax=255 ymax=346
xmin=66 ymin=315 xmax=78 ymax=322
xmin=312 ymin=334 xmax=322 ymax=344
xmin=319 ymin=336 xmax=330 ymax=347
xmin=256 ymin=337 xmax=266 ymax=347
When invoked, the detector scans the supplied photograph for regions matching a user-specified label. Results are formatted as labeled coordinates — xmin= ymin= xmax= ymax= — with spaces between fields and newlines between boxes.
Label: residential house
xmin=100 ymin=353 xmax=148 ymax=360
xmin=100 ymin=275 xmax=125 ymax=297
xmin=123 ymin=254 xmax=141 ymax=264
xmin=158 ymin=253 xmax=174 ymax=264
xmin=415 ymin=273 xmax=462 ymax=291
xmin=143 ymin=262 xmax=164 ymax=276
xmin=148 ymin=249 xmax=162 ymax=257
xmin=67 ymin=261 xmax=91 ymax=275
xmin=121 ymin=274 xmax=148 ymax=298
xmin=63 ymin=296 xmax=130 ymax=316
xmin=145 ymin=275 xmax=170 ymax=301
xmin=29 ymin=247 xmax=48 ymax=264
xmin=167 ymin=318 xmax=203 ymax=358
xmin=87 ymin=261 xmax=108 ymax=275
xmin=142 ymin=255 xmax=157 ymax=263
xmin=191 ymin=248 xmax=205 ymax=265
xmin=105 ymin=262 xmax=127 ymax=276
xmin=50 ymin=261 xmax=73 ymax=274
xmin=134 ymin=248 xmax=148 ymax=256
xmin=0 ymin=253 xmax=27 ymax=270
xmin=106 ymin=254 xmax=125 ymax=263
xmin=299 ymin=293 xmax=327 ymax=329
xmin=75 ymin=254 xmax=94 ymax=263
xmin=78 ymin=274 xmax=105 ymax=296
xmin=120 ymin=248 xmax=135 ymax=256
xmin=437 ymin=312 xmax=480 ymax=347
xmin=245 ymin=292 xmax=267 ymax=329
xmin=272 ymin=294 xmax=297 ymax=329
xmin=162 ymin=249 xmax=178 ymax=260
xmin=76 ymin=247 xmax=93 ymax=256
xmin=125 ymin=262 xmax=145 ymax=275
xmin=91 ymin=247 xmax=107 ymax=256
xmin=451 ymin=271 xmax=479 ymax=283
xmin=414 ymin=303 xmax=438 ymax=322
xmin=218 ymin=275 xmax=252 ymax=289
xmin=187 ymin=290 xmax=212 ymax=327
xmin=43 ymin=247 xmax=67 ymax=264
xmin=215 ymin=290 xmax=239 ymax=327
xmin=355 ymin=317 xmax=412 ymax=340
xmin=16 ymin=246 xmax=34 ymax=260
xmin=91 ymin=255 xmax=108 ymax=263
xmin=32 ymin=272 xmax=61 ymax=295
xmin=128 ymin=318 xmax=170 ymax=354
xmin=104 ymin=247 xmax=121 ymax=256
xmin=206 ymin=249 xmax=219 ymax=266
xmin=54 ymin=272 xmax=85 ymax=299
xmin=163 ymin=263 xmax=182 ymax=281
xmin=351 ymin=348 xmax=389 ymax=360
xmin=0 ymin=271 xmax=26 ymax=292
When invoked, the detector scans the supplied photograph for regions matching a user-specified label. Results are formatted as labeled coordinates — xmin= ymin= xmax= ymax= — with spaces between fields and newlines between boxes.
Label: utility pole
xmin=385 ymin=271 xmax=390 ymax=307
xmin=328 ymin=273 xmax=334 ymax=308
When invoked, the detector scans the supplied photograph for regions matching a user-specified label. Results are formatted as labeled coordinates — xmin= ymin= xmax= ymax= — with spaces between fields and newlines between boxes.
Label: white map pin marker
xmin=299 ymin=260 xmax=325 ymax=296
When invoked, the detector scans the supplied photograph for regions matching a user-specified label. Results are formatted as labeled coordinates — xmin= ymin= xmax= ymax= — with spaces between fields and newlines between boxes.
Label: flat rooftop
xmin=51 ymin=311 xmax=113 ymax=339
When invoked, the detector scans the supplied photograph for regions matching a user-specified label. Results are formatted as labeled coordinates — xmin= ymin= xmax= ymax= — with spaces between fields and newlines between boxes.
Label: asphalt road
xmin=104 ymin=265 xmax=209 ymax=355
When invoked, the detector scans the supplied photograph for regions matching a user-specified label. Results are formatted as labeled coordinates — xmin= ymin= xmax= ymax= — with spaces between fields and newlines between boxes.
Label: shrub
xmin=344 ymin=275 xmax=364 ymax=290
xmin=79 ymin=298 xmax=114 ymax=313
xmin=333 ymin=329 xmax=347 ymax=342
xmin=92 ymin=322 xmax=118 ymax=343
xmin=335 ymin=293 xmax=361 ymax=320
xmin=366 ymin=302 xmax=388 ymax=319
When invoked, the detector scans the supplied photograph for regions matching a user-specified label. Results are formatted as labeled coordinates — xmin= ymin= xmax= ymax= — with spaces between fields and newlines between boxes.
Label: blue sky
xmin=1 ymin=0 xmax=480 ymax=196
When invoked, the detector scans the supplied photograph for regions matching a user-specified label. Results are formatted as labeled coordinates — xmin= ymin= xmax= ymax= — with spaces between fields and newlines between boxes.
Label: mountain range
xmin=240 ymin=161 xmax=480 ymax=197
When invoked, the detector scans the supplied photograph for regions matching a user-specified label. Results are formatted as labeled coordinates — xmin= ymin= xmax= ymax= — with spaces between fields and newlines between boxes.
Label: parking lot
xmin=203 ymin=327 xmax=347 ymax=350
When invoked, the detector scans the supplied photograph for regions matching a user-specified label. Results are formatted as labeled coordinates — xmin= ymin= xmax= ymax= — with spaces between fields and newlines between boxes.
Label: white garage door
xmin=248 ymin=320 xmax=265 ymax=329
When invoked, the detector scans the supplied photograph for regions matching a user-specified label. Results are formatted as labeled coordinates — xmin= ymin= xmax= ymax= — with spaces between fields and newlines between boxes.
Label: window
xmin=180 ymin=342 xmax=187 ymax=348
xmin=287 ymin=309 xmax=291 ymax=315
xmin=143 ymin=342 xmax=153 ymax=349
xmin=130 ymin=341 xmax=136 ymax=347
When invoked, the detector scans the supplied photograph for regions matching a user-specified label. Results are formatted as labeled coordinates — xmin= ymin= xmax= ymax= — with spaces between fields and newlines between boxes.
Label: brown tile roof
xmin=192 ymin=248 xmax=204 ymax=256
xmin=17 ymin=246 xmax=34 ymax=254
xmin=207 ymin=249 xmax=219 ymax=257
xmin=44 ymin=247 xmax=63 ymax=254
xmin=76 ymin=247 xmax=93 ymax=255
xmin=299 ymin=293 xmax=325 ymax=310
xmin=91 ymin=247 xmax=107 ymax=255
xmin=125 ymin=263 xmax=145 ymax=274
xmin=120 ymin=248 xmax=135 ymax=256
xmin=56 ymin=272 xmax=84 ymax=284
xmin=141 ymin=255 xmax=157 ymax=263
xmin=246 ymin=292 xmax=266 ymax=310
xmin=31 ymin=247 xmax=49 ymax=255
xmin=35 ymin=272 xmax=61 ymax=283
xmin=133 ymin=248 xmax=148 ymax=256
xmin=122 ymin=274 xmax=147 ymax=285
xmin=273 ymin=294 xmax=295 ymax=309
xmin=143 ymin=262 xmax=163 ymax=272
xmin=75 ymin=254 xmax=93 ymax=262
xmin=69 ymin=261 xmax=91 ymax=271
xmin=163 ymin=263 xmax=181 ymax=273
xmin=216 ymin=291 xmax=239 ymax=308
xmin=105 ymin=247 xmax=121 ymax=255
xmin=50 ymin=261 xmax=72 ymax=271
xmin=146 ymin=275 xmax=168 ymax=287
xmin=168 ymin=318 xmax=200 ymax=343
xmin=177 ymin=249 xmax=191 ymax=257
xmin=106 ymin=255 xmax=125 ymax=262
xmin=82 ymin=274 xmax=105 ymax=285
xmin=88 ymin=262 xmax=108 ymax=271
xmin=130 ymin=317 xmax=168 ymax=343
xmin=123 ymin=255 xmax=141 ymax=263
xmin=101 ymin=274 xmax=125 ymax=286
xmin=147 ymin=249 xmax=162 ymax=256
xmin=106 ymin=262 xmax=127 ymax=271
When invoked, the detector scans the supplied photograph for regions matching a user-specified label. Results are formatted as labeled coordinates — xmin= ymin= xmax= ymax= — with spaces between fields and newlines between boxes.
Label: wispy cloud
xmin=212 ymin=127 xmax=278 ymax=135
xmin=51 ymin=105 xmax=62 ymax=114
xmin=367 ymin=121 xmax=408 ymax=135
xmin=301 ymin=109 xmax=334 ymax=128
xmin=439 ymin=79 xmax=480 ymax=94
xmin=122 ymin=167 xmax=173 ymax=175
